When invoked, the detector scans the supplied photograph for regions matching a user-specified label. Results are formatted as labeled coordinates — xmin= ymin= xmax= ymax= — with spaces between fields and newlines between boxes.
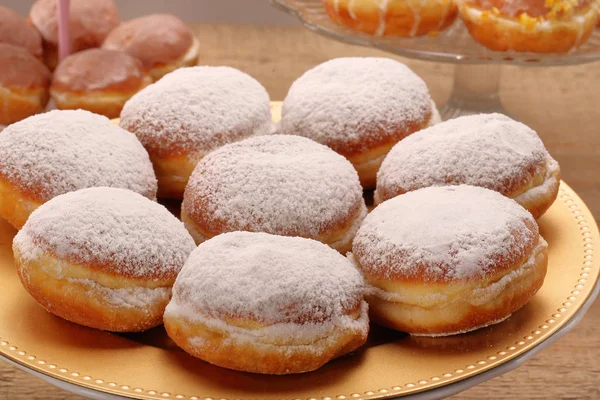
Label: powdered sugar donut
xmin=375 ymin=113 xmax=560 ymax=219
xmin=102 ymin=14 xmax=200 ymax=81
xmin=181 ymin=135 xmax=367 ymax=253
xmin=164 ymin=231 xmax=369 ymax=374
xmin=352 ymin=185 xmax=548 ymax=336
xmin=0 ymin=110 xmax=157 ymax=229
xmin=13 ymin=187 xmax=196 ymax=332
xmin=279 ymin=57 xmax=440 ymax=188
xmin=120 ymin=66 xmax=274 ymax=199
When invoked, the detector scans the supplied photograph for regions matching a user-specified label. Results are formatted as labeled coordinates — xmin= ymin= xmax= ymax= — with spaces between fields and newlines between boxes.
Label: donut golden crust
xmin=0 ymin=44 xmax=50 ymax=126
xmin=0 ymin=110 xmax=157 ymax=229
xmin=13 ymin=187 xmax=196 ymax=332
xmin=457 ymin=0 xmax=599 ymax=53
xmin=324 ymin=0 xmax=458 ymax=37
xmin=181 ymin=135 xmax=367 ymax=253
xmin=51 ymin=49 xmax=152 ymax=119
xmin=164 ymin=232 xmax=369 ymax=374
xmin=0 ymin=6 xmax=43 ymax=58
xmin=280 ymin=58 xmax=439 ymax=188
xmin=374 ymin=113 xmax=560 ymax=219
xmin=119 ymin=66 xmax=274 ymax=199
xmin=353 ymin=185 xmax=548 ymax=336
xmin=102 ymin=14 xmax=200 ymax=81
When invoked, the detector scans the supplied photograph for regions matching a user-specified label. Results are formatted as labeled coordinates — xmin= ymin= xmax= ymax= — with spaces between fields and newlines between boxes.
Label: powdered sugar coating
xmin=353 ymin=185 xmax=538 ymax=283
xmin=119 ymin=66 xmax=274 ymax=158
xmin=183 ymin=134 xmax=365 ymax=238
xmin=0 ymin=110 xmax=157 ymax=202
xmin=376 ymin=113 xmax=552 ymax=199
xmin=169 ymin=232 xmax=366 ymax=324
xmin=14 ymin=187 xmax=196 ymax=280
xmin=279 ymin=57 xmax=434 ymax=156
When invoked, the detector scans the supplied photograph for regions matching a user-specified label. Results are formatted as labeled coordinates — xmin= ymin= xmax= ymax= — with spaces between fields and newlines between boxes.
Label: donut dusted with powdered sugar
xmin=164 ymin=231 xmax=369 ymax=374
xmin=375 ymin=113 xmax=560 ymax=219
xmin=0 ymin=110 xmax=157 ymax=229
xmin=120 ymin=66 xmax=274 ymax=199
xmin=279 ymin=57 xmax=440 ymax=188
xmin=181 ymin=134 xmax=367 ymax=253
xmin=13 ymin=187 xmax=196 ymax=332
xmin=352 ymin=185 xmax=548 ymax=336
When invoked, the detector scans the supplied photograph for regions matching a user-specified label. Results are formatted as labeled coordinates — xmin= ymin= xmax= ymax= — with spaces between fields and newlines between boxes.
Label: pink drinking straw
xmin=57 ymin=0 xmax=70 ymax=61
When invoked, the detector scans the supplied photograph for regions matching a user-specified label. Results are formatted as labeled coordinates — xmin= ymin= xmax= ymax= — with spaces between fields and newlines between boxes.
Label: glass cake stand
xmin=270 ymin=0 xmax=600 ymax=119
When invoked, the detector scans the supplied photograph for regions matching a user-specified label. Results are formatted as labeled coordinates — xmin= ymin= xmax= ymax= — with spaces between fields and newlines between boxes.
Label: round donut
xmin=352 ymin=185 xmax=548 ymax=336
xmin=279 ymin=57 xmax=440 ymax=188
xmin=374 ymin=113 xmax=560 ymax=219
xmin=164 ymin=231 xmax=369 ymax=374
xmin=323 ymin=0 xmax=458 ymax=37
xmin=0 ymin=110 xmax=157 ymax=229
xmin=50 ymin=49 xmax=152 ymax=118
xmin=0 ymin=43 xmax=50 ymax=126
xmin=102 ymin=14 xmax=200 ymax=81
xmin=13 ymin=187 xmax=196 ymax=332
xmin=457 ymin=0 xmax=599 ymax=53
xmin=120 ymin=66 xmax=274 ymax=199
xmin=29 ymin=0 xmax=120 ymax=69
xmin=181 ymin=135 xmax=367 ymax=253
xmin=0 ymin=6 xmax=42 ymax=58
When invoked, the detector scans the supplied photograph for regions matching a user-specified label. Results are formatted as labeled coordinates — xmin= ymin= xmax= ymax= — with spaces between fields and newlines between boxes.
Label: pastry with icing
xmin=164 ymin=231 xmax=369 ymax=374
xmin=13 ymin=187 xmax=196 ymax=332
xmin=375 ymin=113 xmax=560 ymax=219
xmin=352 ymin=185 xmax=548 ymax=336
xmin=182 ymin=134 xmax=367 ymax=253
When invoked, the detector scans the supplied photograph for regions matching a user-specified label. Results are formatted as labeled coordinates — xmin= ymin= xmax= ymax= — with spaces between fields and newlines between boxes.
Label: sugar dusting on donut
xmin=354 ymin=185 xmax=538 ymax=282
xmin=14 ymin=187 xmax=196 ymax=279
xmin=377 ymin=113 xmax=551 ymax=197
xmin=183 ymin=135 xmax=365 ymax=238
xmin=167 ymin=232 xmax=366 ymax=326
xmin=0 ymin=110 xmax=157 ymax=201
xmin=280 ymin=57 xmax=433 ymax=155
xmin=120 ymin=66 xmax=274 ymax=157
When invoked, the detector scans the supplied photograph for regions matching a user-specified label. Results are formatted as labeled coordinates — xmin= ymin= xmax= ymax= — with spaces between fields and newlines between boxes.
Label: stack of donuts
xmin=323 ymin=0 xmax=600 ymax=53
xmin=0 ymin=0 xmax=200 ymax=125
xmin=4 ymin=56 xmax=560 ymax=375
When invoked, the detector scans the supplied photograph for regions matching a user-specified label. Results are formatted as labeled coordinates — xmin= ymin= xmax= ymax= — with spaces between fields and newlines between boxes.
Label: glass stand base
xmin=440 ymin=64 xmax=509 ymax=120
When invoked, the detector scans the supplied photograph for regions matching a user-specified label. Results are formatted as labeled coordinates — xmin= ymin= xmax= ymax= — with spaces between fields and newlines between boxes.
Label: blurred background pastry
xmin=0 ymin=6 xmax=42 ymax=58
xmin=0 ymin=43 xmax=50 ymax=126
xmin=102 ymin=14 xmax=200 ymax=81
xmin=50 ymin=48 xmax=152 ymax=118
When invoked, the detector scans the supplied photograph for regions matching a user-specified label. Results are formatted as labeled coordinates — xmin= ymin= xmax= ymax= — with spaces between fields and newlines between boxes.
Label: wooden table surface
xmin=1 ymin=24 xmax=599 ymax=400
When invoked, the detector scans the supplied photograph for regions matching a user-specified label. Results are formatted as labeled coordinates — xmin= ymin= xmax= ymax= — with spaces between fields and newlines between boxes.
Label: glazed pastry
xmin=164 ymin=231 xmax=369 ymax=374
xmin=279 ymin=57 xmax=440 ymax=188
xmin=102 ymin=14 xmax=200 ymax=81
xmin=0 ymin=44 xmax=50 ymax=126
xmin=323 ymin=0 xmax=458 ymax=37
xmin=13 ymin=187 xmax=196 ymax=332
xmin=51 ymin=49 xmax=152 ymax=118
xmin=352 ymin=185 xmax=548 ymax=336
xmin=457 ymin=0 xmax=599 ymax=52
xmin=181 ymin=135 xmax=367 ymax=253
xmin=120 ymin=66 xmax=274 ymax=199
xmin=0 ymin=110 xmax=157 ymax=229
xmin=375 ymin=113 xmax=560 ymax=219
xmin=0 ymin=6 xmax=43 ymax=58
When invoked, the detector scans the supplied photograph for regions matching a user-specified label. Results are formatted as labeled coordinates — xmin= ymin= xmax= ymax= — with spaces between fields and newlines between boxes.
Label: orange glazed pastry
xmin=323 ymin=0 xmax=458 ymax=37
xmin=103 ymin=14 xmax=200 ymax=81
xmin=51 ymin=49 xmax=152 ymax=118
xmin=352 ymin=185 xmax=548 ymax=336
xmin=0 ymin=43 xmax=50 ymax=126
xmin=457 ymin=0 xmax=600 ymax=52
xmin=0 ymin=6 xmax=43 ymax=58
xmin=14 ymin=187 xmax=196 ymax=332
xmin=164 ymin=231 xmax=369 ymax=374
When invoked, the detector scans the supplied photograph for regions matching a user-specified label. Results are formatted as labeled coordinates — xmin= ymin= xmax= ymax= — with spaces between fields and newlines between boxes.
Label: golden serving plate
xmin=1 ymin=103 xmax=599 ymax=399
